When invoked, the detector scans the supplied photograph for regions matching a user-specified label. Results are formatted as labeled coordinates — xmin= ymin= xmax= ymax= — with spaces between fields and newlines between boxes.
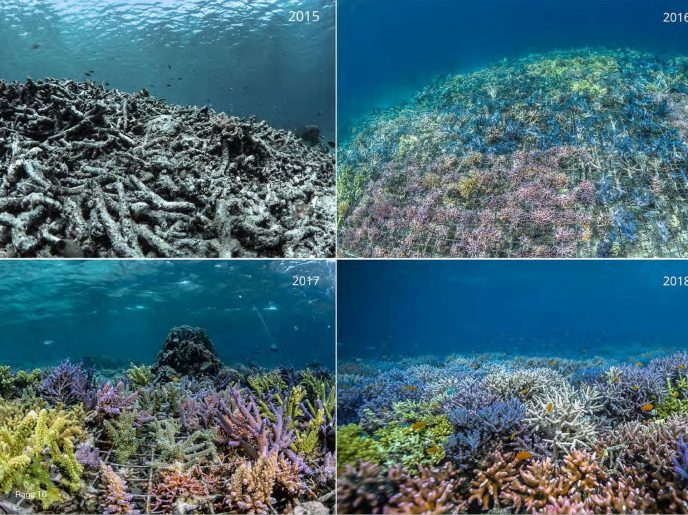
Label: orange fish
xmin=431 ymin=403 xmax=441 ymax=411
xmin=640 ymin=403 xmax=654 ymax=412
xmin=546 ymin=402 xmax=553 ymax=414
xmin=403 ymin=385 xmax=418 ymax=392
xmin=426 ymin=446 xmax=442 ymax=454
xmin=411 ymin=421 xmax=427 ymax=431
xmin=548 ymin=360 xmax=558 ymax=366
xmin=630 ymin=386 xmax=639 ymax=392
xmin=635 ymin=362 xmax=644 ymax=367
xmin=679 ymin=364 xmax=686 ymax=370
xmin=515 ymin=450 xmax=533 ymax=461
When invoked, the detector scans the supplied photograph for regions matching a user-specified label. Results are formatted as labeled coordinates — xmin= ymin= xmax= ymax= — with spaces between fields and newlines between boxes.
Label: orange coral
xmin=386 ymin=463 xmax=466 ymax=514
xmin=502 ymin=456 xmax=562 ymax=512
xmin=150 ymin=468 xmax=208 ymax=513
xmin=468 ymin=451 xmax=518 ymax=511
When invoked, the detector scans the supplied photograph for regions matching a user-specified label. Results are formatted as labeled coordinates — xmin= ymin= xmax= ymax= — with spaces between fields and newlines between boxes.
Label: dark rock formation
xmin=153 ymin=326 xmax=222 ymax=379
xmin=0 ymin=78 xmax=335 ymax=258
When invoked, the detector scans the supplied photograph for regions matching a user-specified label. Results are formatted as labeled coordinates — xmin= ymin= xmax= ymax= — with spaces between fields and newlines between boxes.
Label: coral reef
xmin=337 ymin=352 xmax=688 ymax=513
xmin=0 ymin=78 xmax=335 ymax=258
xmin=153 ymin=325 xmax=222 ymax=379
xmin=0 ymin=326 xmax=334 ymax=513
xmin=338 ymin=49 xmax=688 ymax=258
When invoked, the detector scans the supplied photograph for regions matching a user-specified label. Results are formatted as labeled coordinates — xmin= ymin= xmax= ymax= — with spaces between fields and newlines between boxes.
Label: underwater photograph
xmin=337 ymin=260 xmax=688 ymax=513
xmin=0 ymin=259 xmax=335 ymax=514
xmin=0 ymin=0 xmax=335 ymax=258
xmin=337 ymin=0 xmax=688 ymax=258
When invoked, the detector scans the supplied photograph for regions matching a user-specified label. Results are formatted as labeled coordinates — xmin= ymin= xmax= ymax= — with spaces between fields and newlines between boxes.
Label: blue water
xmin=0 ymin=0 xmax=335 ymax=140
xmin=338 ymin=0 xmax=688 ymax=138
xmin=0 ymin=260 xmax=335 ymax=370
xmin=338 ymin=261 xmax=688 ymax=362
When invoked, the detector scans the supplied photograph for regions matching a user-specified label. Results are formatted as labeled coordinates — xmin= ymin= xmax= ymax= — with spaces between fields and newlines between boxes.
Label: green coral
xmin=0 ymin=406 xmax=84 ymax=508
xmin=300 ymin=369 xmax=335 ymax=423
xmin=126 ymin=363 xmax=153 ymax=387
xmin=336 ymin=424 xmax=383 ymax=473
xmin=656 ymin=378 xmax=688 ymax=419
xmin=104 ymin=412 xmax=140 ymax=464
xmin=247 ymin=370 xmax=286 ymax=397
xmin=151 ymin=419 xmax=218 ymax=470
xmin=293 ymin=408 xmax=325 ymax=459
xmin=0 ymin=367 xmax=42 ymax=399
xmin=337 ymin=415 xmax=453 ymax=473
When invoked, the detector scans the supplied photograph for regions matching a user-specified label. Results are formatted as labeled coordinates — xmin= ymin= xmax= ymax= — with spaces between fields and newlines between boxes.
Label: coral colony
xmin=337 ymin=353 xmax=688 ymax=513
xmin=0 ymin=79 xmax=335 ymax=258
xmin=0 ymin=326 xmax=335 ymax=513
xmin=338 ymin=49 xmax=688 ymax=258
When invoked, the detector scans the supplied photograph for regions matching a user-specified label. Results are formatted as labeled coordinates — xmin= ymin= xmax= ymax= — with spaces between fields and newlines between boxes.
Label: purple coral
xmin=95 ymin=381 xmax=138 ymax=418
xmin=39 ymin=359 xmax=95 ymax=407
xmin=215 ymin=387 xmax=311 ymax=473
xmin=673 ymin=435 xmax=688 ymax=483
xmin=76 ymin=443 xmax=102 ymax=469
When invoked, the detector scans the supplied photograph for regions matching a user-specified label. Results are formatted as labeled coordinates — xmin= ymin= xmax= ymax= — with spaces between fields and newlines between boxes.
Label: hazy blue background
xmin=338 ymin=261 xmax=688 ymax=362
xmin=0 ymin=0 xmax=335 ymax=140
xmin=338 ymin=0 xmax=688 ymax=140
xmin=0 ymin=260 xmax=335 ymax=370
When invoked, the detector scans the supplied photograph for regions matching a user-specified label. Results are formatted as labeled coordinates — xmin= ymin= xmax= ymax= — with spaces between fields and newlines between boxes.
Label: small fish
xmin=269 ymin=343 xmax=279 ymax=353
xmin=520 ymin=388 xmax=530 ymax=396
xmin=546 ymin=402 xmax=553 ymax=414
xmin=672 ymin=391 xmax=680 ymax=399
xmin=31 ymin=43 xmax=40 ymax=50
xmin=411 ymin=421 xmax=427 ymax=431
xmin=548 ymin=359 xmax=558 ymax=366
xmin=84 ymin=72 xmax=92 ymax=77
xmin=515 ymin=450 xmax=533 ymax=461
xmin=679 ymin=364 xmax=686 ymax=370
xmin=166 ymin=83 xmax=172 ymax=87
xmin=199 ymin=361 xmax=212 ymax=371
xmin=640 ymin=403 xmax=654 ymax=412
xmin=431 ymin=403 xmax=440 ymax=411
xmin=630 ymin=385 xmax=639 ymax=392
xmin=170 ymin=375 xmax=180 ymax=382
xmin=402 ymin=385 xmax=418 ymax=392
xmin=425 ymin=446 xmax=442 ymax=454
xmin=327 ymin=141 xmax=335 ymax=148
xmin=42 ymin=339 xmax=54 ymax=346
xmin=168 ymin=64 xmax=172 ymax=69
xmin=635 ymin=361 xmax=644 ymax=367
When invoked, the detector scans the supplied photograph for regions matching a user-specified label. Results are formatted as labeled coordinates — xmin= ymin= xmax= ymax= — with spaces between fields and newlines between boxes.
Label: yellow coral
xmin=0 ymin=405 xmax=84 ymax=507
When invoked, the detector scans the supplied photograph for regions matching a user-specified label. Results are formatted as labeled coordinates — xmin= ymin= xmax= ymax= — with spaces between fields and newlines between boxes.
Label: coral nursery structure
xmin=0 ymin=326 xmax=335 ymax=514
xmin=337 ymin=352 xmax=688 ymax=513
xmin=0 ymin=79 xmax=335 ymax=258
xmin=338 ymin=49 xmax=688 ymax=257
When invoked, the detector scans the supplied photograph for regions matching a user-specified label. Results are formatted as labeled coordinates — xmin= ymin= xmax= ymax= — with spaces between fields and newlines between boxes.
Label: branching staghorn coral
xmin=596 ymin=364 xmax=667 ymax=421
xmin=104 ymin=411 xmax=141 ymax=464
xmin=524 ymin=382 xmax=603 ymax=457
xmin=38 ymin=359 xmax=94 ymax=407
xmin=95 ymin=381 xmax=138 ymax=418
xmin=467 ymin=451 xmax=519 ymax=511
xmin=225 ymin=452 xmax=305 ymax=514
xmin=0 ymin=407 xmax=85 ymax=508
xmin=126 ymin=364 xmax=153 ymax=387
xmin=151 ymin=419 xmax=219 ymax=470
xmin=99 ymin=464 xmax=138 ymax=514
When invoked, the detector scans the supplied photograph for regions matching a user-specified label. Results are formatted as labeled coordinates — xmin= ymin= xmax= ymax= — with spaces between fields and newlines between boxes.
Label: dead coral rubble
xmin=0 ymin=78 xmax=335 ymax=258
